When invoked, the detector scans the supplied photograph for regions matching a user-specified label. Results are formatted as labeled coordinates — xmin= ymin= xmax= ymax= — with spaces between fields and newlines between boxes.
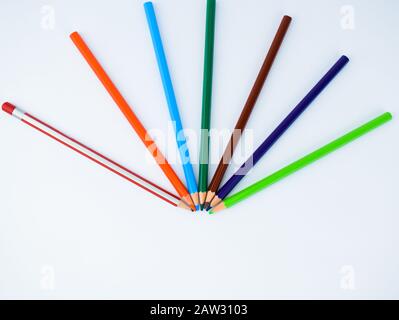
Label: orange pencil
xmin=70 ymin=31 xmax=195 ymax=210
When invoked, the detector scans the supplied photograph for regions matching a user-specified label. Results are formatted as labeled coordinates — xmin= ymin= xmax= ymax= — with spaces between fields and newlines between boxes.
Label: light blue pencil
xmin=144 ymin=2 xmax=200 ymax=210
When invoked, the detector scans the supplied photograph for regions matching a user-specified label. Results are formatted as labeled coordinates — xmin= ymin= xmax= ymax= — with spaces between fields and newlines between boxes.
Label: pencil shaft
xmin=144 ymin=2 xmax=198 ymax=196
xmin=216 ymin=55 xmax=349 ymax=200
xmin=207 ymin=15 xmax=292 ymax=195
xmin=198 ymin=0 xmax=216 ymax=194
xmin=2 ymin=103 xmax=180 ymax=207
xmin=69 ymin=31 xmax=192 ymax=205
xmin=223 ymin=112 xmax=392 ymax=209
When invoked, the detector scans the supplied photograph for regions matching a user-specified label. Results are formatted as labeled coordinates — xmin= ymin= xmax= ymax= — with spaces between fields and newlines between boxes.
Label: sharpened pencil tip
xmin=210 ymin=195 xmax=221 ymax=208
xmin=210 ymin=202 xmax=226 ymax=213
xmin=190 ymin=192 xmax=200 ymax=211
xmin=199 ymin=192 xmax=207 ymax=209
xmin=178 ymin=197 xmax=196 ymax=211
xmin=181 ymin=194 xmax=196 ymax=211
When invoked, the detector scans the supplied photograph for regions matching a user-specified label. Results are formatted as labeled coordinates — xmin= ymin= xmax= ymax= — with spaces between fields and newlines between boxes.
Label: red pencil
xmin=2 ymin=102 xmax=192 ymax=211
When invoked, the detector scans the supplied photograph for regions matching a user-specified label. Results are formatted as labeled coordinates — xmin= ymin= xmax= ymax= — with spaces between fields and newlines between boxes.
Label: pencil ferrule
xmin=12 ymin=107 xmax=25 ymax=120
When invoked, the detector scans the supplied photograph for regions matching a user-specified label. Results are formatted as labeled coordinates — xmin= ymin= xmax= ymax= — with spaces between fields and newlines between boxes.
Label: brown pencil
xmin=203 ymin=15 xmax=292 ymax=210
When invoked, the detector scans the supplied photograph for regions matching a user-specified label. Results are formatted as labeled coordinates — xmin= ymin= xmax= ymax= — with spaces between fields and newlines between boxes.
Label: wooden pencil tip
xmin=210 ymin=195 xmax=221 ymax=208
xmin=199 ymin=192 xmax=207 ymax=208
xmin=209 ymin=202 xmax=226 ymax=214
xmin=177 ymin=200 xmax=193 ymax=212
xmin=191 ymin=192 xmax=200 ymax=211
xmin=181 ymin=194 xmax=196 ymax=211
xmin=204 ymin=191 xmax=215 ymax=204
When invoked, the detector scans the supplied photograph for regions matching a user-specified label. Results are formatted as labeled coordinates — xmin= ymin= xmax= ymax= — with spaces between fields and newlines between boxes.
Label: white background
xmin=0 ymin=0 xmax=398 ymax=299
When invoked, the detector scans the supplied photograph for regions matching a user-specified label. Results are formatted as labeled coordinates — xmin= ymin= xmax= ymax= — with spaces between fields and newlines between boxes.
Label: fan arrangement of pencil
xmin=2 ymin=1 xmax=392 ymax=214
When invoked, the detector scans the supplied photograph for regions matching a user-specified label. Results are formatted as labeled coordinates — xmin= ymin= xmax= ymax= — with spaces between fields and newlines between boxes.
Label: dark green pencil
xmin=199 ymin=0 xmax=216 ymax=209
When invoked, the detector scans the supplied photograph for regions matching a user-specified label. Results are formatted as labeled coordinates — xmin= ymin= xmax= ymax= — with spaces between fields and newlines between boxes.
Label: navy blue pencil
xmin=207 ymin=55 xmax=349 ymax=210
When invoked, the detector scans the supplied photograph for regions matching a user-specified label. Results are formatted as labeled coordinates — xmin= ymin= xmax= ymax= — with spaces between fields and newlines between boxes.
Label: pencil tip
xmin=203 ymin=203 xmax=210 ymax=211
xmin=189 ymin=192 xmax=200 ymax=211
xmin=199 ymin=192 xmax=206 ymax=209
xmin=181 ymin=194 xmax=196 ymax=211
xmin=210 ymin=202 xmax=226 ymax=213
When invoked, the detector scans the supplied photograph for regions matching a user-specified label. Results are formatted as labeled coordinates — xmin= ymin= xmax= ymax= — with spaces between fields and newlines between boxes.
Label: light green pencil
xmin=210 ymin=112 xmax=392 ymax=213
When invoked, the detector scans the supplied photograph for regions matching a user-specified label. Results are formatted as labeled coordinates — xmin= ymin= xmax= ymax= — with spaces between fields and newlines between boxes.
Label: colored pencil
xmin=144 ymin=2 xmax=200 ymax=210
xmin=207 ymin=55 xmax=350 ymax=209
xmin=203 ymin=15 xmax=292 ymax=209
xmin=70 ymin=31 xmax=195 ymax=211
xmin=2 ymin=102 xmax=192 ymax=211
xmin=198 ymin=0 xmax=216 ymax=209
xmin=210 ymin=112 xmax=392 ymax=213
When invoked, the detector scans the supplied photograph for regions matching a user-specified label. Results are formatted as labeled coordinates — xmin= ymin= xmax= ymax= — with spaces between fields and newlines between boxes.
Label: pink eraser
xmin=2 ymin=102 xmax=16 ymax=115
